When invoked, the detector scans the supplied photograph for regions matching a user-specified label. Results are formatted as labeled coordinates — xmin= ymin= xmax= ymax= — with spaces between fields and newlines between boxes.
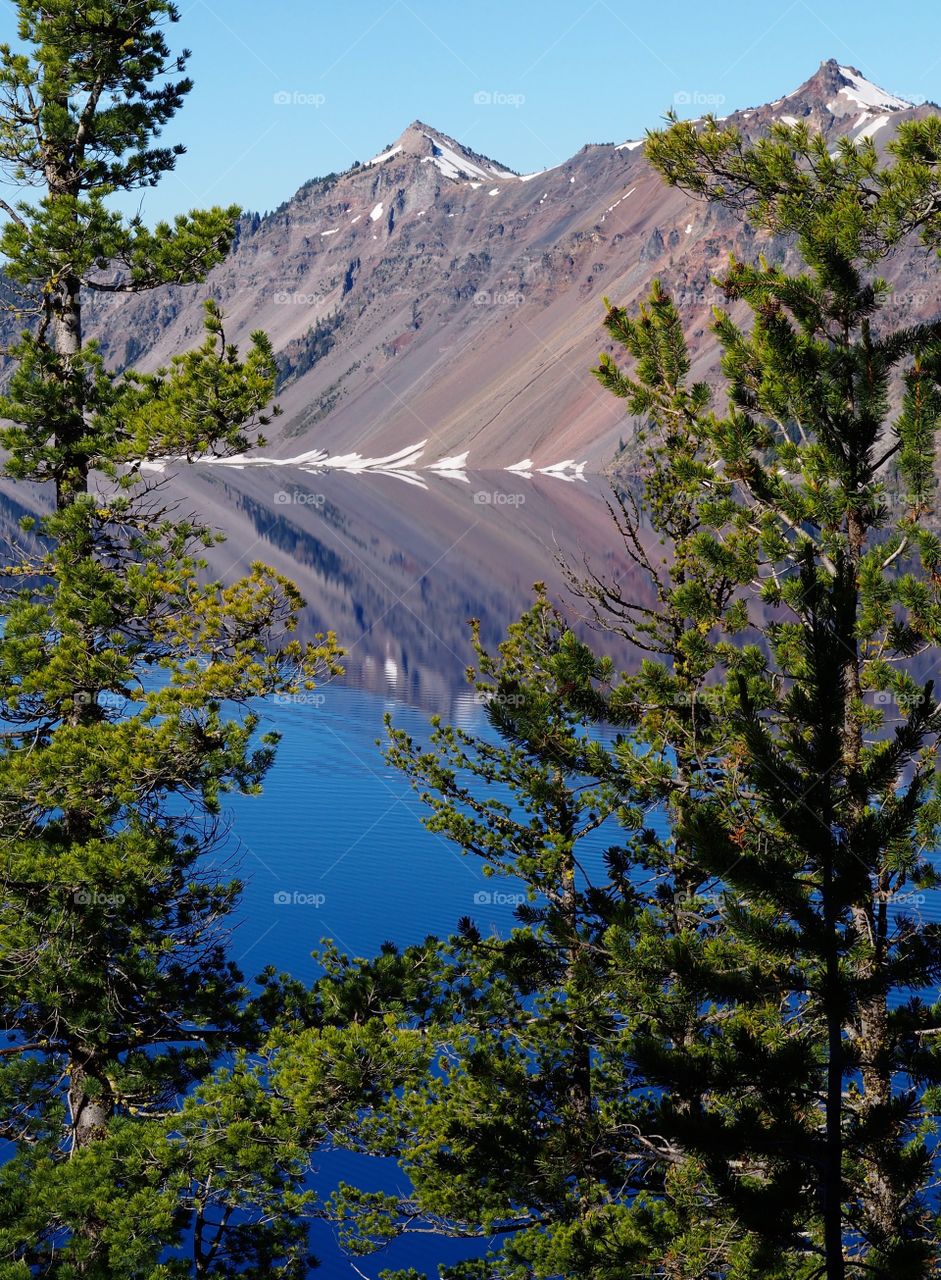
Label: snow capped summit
xmin=369 ymin=120 xmax=517 ymax=185
xmin=75 ymin=59 xmax=941 ymax=478
xmin=748 ymin=60 xmax=929 ymax=147
xmin=779 ymin=59 xmax=917 ymax=120
xmin=365 ymin=143 xmax=402 ymax=167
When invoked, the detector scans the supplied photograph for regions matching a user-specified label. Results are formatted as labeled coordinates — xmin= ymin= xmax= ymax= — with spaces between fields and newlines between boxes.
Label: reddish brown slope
xmin=80 ymin=61 xmax=941 ymax=471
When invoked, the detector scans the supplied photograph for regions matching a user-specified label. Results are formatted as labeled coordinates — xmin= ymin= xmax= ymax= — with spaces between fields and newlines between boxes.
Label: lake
xmin=2 ymin=462 xmax=938 ymax=1274
xmin=163 ymin=466 xmax=639 ymax=970
xmin=173 ymin=464 xmax=642 ymax=1276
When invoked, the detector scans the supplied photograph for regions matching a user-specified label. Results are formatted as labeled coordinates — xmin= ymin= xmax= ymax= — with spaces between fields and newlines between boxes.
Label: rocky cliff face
xmin=76 ymin=61 xmax=941 ymax=472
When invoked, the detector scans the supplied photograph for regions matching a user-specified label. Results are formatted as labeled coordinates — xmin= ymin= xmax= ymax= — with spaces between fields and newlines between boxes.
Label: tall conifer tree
xmin=0 ymin=3 xmax=341 ymax=1273
xmin=277 ymin=115 xmax=941 ymax=1280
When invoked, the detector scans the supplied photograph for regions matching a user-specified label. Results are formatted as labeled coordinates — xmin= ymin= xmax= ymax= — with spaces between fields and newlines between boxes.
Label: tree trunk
xmin=557 ymin=782 xmax=593 ymax=1175
xmin=44 ymin=125 xmax=88 ymax=509
xmin=68 ymin=1057 xmax=111 ymax=1151
xmin=855 ymin=895 xmax=898 ymax=1250
xmin=822 ymin=853 xmax=846 ymax=1280
xmin=51 ymin=269 xmax=88 ymax=508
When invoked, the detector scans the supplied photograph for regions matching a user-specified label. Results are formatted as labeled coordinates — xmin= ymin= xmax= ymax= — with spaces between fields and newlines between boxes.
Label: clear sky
xmin=6 ymin=0 xmax=941 ymax=221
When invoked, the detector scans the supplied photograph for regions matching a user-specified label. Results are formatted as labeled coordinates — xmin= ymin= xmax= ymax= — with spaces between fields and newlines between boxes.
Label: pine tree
xmin=0 ymin=0 xmax=249 ymax=503
xmin=0 ymin=3 xmax=342 ymax=1273
xmin=274 ymin=599 xmax=682 ymax=1279
xmin=272 ymin=115 xmax=941 ymax=1279
xmin=581 ymin=114 xmax=941 ymax=1278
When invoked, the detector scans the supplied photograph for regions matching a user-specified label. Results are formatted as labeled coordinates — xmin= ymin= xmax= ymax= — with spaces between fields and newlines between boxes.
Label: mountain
xmin=80 ymin=61 xmax=941 ymax=473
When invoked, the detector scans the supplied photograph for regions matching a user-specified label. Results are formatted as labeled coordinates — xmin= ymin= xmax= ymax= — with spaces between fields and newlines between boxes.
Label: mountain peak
xmin=785 ymin=59 xmax=911 ymax=115
xmin=363 ymin=122 xmax=516 ymax=182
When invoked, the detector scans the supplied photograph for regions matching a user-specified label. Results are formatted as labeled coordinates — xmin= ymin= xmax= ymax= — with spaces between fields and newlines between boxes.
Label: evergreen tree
xmin=273 ymin=115 xmax=941 ymax=1279
xmin=591 ymin=111 xmax=941 ymax=1280
xmin=273 ymin=600 xmax=681 ymax=1279
xmin=0 ymin=3 xmax=341 ymax=1273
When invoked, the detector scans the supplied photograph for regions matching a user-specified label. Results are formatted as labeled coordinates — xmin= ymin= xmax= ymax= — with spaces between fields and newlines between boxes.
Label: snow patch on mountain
xmin=854 ymin=113 xmax=891 ymax=141
xmin=538 ymin=459 xmax=587 ymax=482
xmin=428 ymin=452 xmax=469 ymax=473
xmin=833 ymin=67 xmax=909 ymax=112
xmin=605 ymin=187 xmax=635 ymax=213
xmin=365 ymin=144 xmax=403 ymax=167
xmin=519 ymin=164 xmax=563 ymax=181
xmin=420 ymin=134 xmax=494 ymax=182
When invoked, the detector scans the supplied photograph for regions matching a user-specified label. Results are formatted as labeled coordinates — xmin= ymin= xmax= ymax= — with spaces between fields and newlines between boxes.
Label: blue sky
xmin=9 ymin=0 xmax=941 ymax=220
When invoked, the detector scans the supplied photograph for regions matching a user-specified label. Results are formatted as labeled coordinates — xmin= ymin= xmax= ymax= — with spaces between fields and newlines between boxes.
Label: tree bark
xmin=68 ymin=1057 xmax=111 ymax=1151
xmin=822 ymin=852 xmax=846 ymax=1280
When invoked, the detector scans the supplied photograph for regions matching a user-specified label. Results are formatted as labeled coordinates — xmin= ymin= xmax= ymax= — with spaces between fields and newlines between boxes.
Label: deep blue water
xmin=223 ymin=680 xmax=630 ymax=1277
xmin=198 ymin=471 xmax=638 ymax=1277
xmin=0 ymin=466 xmax=640 ymax=1276
xmin=228 ymin=685 xmax=540 ymax=981
xmin=8 ymin=465 xmax=939 ymax=1275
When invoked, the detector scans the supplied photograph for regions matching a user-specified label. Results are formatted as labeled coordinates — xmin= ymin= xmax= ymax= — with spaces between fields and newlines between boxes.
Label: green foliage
xmin=265 ymin=113 xmax=941 ymax=1279
xmin=0 ymin=2 xmax=343 ymax=1275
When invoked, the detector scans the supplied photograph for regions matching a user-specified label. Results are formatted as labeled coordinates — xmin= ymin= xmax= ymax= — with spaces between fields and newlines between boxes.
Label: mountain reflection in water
xmin=167 ymin=465 xmax=645 ymax=714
